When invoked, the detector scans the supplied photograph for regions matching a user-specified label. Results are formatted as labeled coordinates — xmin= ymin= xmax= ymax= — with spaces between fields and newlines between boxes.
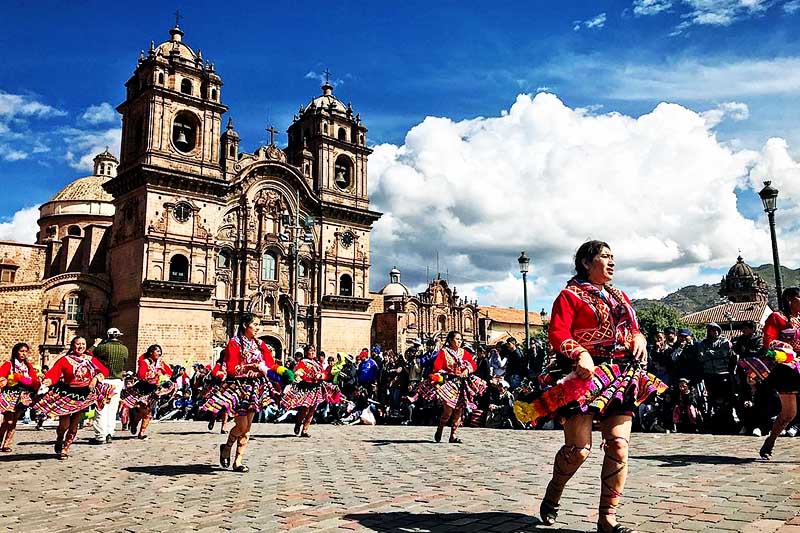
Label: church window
xmin=298 ymin=260 xmax=308 ymax=278
xmin=158 ymin=72 xmax=164 ymax=85
xmin=334 ymin=155 xmax=353 ymax=190
xmin=438 ymin=315 xmax=446 ymax=331
xmin=67 ymin=225 xmax=81 ymax=237
xmin=65 ymin=293 xmax=84 ymax=322
xmin=217 ymin=249 xmax=231 ymax=269
xmin=359 ymin=133 xmax=364 ymax=145
xmin=337 ymin=128 xmax=348 ymax=142
xmin=228 ymin=145 xmax=235 ymax=158
xmin=173 ymin=202 xmax=192 ymax=223
xmin=47 ymin=226 xmax=57 ymax=238
xmin=303 ymin=163 xmax=310 ymax=176
xmin=169 ymin=255 xmax=189 ymax=282
xmin=0 ymin=268 xmax=15 ymax=283
xmin=323 ymin=123 xmax=328 ymax=134
xmin=262 ymin=251 xmax=277 ymax=280
xmin=211 ymin=88 xmax=217 ymax=101
xmin=339 ymin=274 xmax=353 ymax=297
xmin=180 ymin=78 xmax=193 ymax=95
xmin=172 ymin=111 xmax=199 ymax=153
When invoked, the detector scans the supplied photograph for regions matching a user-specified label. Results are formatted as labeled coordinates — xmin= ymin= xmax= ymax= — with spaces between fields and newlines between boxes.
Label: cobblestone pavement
xmin=1 ymin=421 xmax=798 ymax=532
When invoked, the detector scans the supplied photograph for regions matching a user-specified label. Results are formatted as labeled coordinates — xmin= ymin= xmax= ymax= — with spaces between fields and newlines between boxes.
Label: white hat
xmin=107 ymin=327 xmax=123 ymax=336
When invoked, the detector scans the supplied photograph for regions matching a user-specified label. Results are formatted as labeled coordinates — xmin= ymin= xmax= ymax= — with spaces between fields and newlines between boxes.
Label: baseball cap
xmin=107 ymin=327 xmax=123 ymax=336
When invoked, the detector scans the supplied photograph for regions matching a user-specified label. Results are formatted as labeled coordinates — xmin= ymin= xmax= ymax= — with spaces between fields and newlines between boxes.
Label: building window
xmin=211 ymin=88 xmax=217 ymax=100
xmin=47 ymin=226 xmax=57 ymax=238
xmin=0 ymin=268 xmax=15 ymax=283
xmin=180 ymin=79 xmax=193 ymax=95
xmin=298 ymin=260 xmax=308 ymax=278
xmin=228 ymin=145 xmax=235 ymax=158
xmin=172 ymin=111 xmax=200 ymax=153
xmin=337 ymin=128 xmax=348 ymax=142
xmin=158 ymin=72 xmax=164 ymax=85
xmin=67 ymin=225 xmax=81 ymax=237
xmin=173 ymin=202 xmax=192 ymax=223
xmin=169 ymin=254 xmax=189 ymax=282
xmin=339 ymin=274 xmax=353 ymax=297
xmin=262 ymin=251 xmax=277 ymax=280
xmin=217 ymin=249 xmax=231 ymax=269
xmin=334 ymin=155 xmax=353 ymax=190
xmin=66 ymin=293 xmax=84 ymax=322
xmin=323 ymin=123 xmax=328 ymax=134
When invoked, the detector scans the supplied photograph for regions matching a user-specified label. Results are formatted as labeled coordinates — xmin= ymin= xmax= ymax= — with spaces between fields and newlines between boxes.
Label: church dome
xmin=719 ymin=255 xmax=768 ymax=303
xmin=50 ymin=176 xmax=113 ymax=203
xmin=39 ymin=150 xmax=117 ymax=220
xmin=727 ymin=255 xmax=756 ymax=278
xmin=381 ymin=267 xmax=410 ymax=297
xmin=304 ymin=82 xmax=347 ymax=114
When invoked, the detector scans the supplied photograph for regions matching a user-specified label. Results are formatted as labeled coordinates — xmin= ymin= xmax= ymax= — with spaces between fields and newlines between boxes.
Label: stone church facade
xmin=0 ymin=24 xmax=382 ymax=365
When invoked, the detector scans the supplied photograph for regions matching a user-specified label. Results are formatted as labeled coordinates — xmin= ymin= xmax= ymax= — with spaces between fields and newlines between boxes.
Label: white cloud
xmin=633 ymin=0 xmax=673 ymax=15
xmin=62 ymin=127 xmax=121 ymax=171
xmin=701 ymin=101 xmax=750 ymax=127
xmin=785 ymin=0 xmax=800 ymax=12
xmin=632 ymin=0 xmax=782 ymax=32
xmin=0 ymin=145 xmax=28 ymax=162
xmin=368 ymin=92 xmax=798 ymax=307
xmin=0 ymin=206 xmax=39 ymax=243
xmin=0 ymin=91 xmax=66 ymax=119
xmin=573 ymin=12 xmax=607 ymax=31
xmin=80 ymin=102 xmax=117 ymax=125
xmin=304 ymin=70 xmax=346 ymax=88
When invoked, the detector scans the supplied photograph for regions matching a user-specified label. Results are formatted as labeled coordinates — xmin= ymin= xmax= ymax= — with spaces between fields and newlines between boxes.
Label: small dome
xmin=727 ymin=255 xmax=756 ymax=278
xmin=50 ymin=176 xmax=113 ymax=203
xmin=304 ymin=82 xmax=347 ymax=114
xmin=381 ymin=266 xmax=409 ymax=297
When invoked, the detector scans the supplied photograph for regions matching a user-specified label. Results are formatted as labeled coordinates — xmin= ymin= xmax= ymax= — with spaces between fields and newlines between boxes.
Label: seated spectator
xmin=673 ymin=378 xmax=703 ymax=433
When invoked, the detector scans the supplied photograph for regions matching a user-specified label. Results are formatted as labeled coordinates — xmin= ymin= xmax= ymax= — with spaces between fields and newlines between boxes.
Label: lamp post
xmin=518 ymin=251 xmax=531 ymax=352
xmin=758 ymin=181 xmax=783 ymax=314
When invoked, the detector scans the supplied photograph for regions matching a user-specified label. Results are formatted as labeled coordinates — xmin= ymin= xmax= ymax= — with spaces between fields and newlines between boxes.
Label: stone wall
xmin=0 ymin=285 xmax=44 ymax=364
xmin=0 ymin=241 xmax=46 ymax=283
xmin=320 ymin=309 xmax=372 ymax=355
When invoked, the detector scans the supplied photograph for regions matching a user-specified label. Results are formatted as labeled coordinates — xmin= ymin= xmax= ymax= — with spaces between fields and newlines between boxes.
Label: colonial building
xmin=0 ymin=24 xmax=381 ymax=366
xmin=683 ymin=255 xmax=772 ymax=337
xmin=477 ymin=306 xmax=547 ymax=346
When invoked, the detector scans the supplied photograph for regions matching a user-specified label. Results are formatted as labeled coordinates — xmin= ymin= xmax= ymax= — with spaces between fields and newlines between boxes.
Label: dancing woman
xmin=120 ymin=344 xmax=174 ymax=440
xmin=525 ymin=241 xmax=665 ymax=533
xmin=202 ymin=313 xmax=288 ymax=472
xmin=755 ymin=287 xmax=800 ymax=459
xmin=0 ymin=343 xmax=40 ymax=452
xmin=417 ymin=330 xmax=486 ymax=443
xmin=282 ymin=344 xmax=341 ymax=438
xmin=204 ymin=355 xmax=229 ymax=434
xmin=35 ymin=337 xmax=111 ymax=459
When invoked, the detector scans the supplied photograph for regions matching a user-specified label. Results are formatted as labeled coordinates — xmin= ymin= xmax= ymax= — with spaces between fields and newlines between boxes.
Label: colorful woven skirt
xmin=514 ymin=362 xmax=667 ymax=425
xmin=201 ymin=376 xmax=278 ymax=416
xmin=739 ymin=357 xmax=800 ymax=393
xmin=120 ymin=380 xmax=175 ymax=410
xmin=281 ymin=380 xmax=342 ymax=410
xmin=417 ymin=375 xmax=487 ymax=410
xmin=0 ymin=386 xmax=34 ymax=413
xmin=34 ymin=382 xmax=114 ymax=417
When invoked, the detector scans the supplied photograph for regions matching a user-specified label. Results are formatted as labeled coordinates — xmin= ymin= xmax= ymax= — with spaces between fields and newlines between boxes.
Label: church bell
xmin=335 ymin=169 xmax=348 ymax=188
xmin=175 ymin=128 xmax=189 ymax=146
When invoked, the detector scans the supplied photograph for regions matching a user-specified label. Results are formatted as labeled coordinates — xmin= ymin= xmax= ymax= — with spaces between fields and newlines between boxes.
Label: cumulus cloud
xmin=368 ymin=92 xmax=796 ymax=308
xmin=0 ymin=145 xmax=28 ymax=162
xmin=0 ymin=206 xmax=39 ymax=243
xmin=0 ymin=91 xmax=66 ymax=119
xmin=701 ymin=101 xmax=750 ymax=127
xmin=573 ymin=12 xmax=607 ymax=31
xmin=63 ymin=127 xmax=121 ymax=171
xmin=304 ymin=70 xmax=347 ymax=88
xmin=632 ymin=0 xmax=782 ymax=32
xmin=80 ymin=102 xmax=117 ymax=125
xmin=633 ymin=0 xmax=673 ymax=15
xmin=785 ymin=0 xmax=800 ymax=12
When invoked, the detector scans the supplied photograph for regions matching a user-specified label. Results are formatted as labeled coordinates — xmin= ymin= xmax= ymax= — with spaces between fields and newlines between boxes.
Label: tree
xmin=635 ymin=302 xmax=702 ymax=339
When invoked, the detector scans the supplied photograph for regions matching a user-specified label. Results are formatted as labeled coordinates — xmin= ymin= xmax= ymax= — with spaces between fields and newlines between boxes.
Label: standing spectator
xmin=474 ymin=346 xmax=491 ymax=382
xmin=732 ymin=321 xmax=762 ymax=360
xmin=696 ymin=323 xmax=737 ymax=433
xmin=649 ymin=332 xmax=674 ymax=386
xmin=417 ymin=339 xmax=438 ymax=378
xmin=405 ymin=341 xmax=423 ymax=386
xmin=489 ymin=347 xmax=508 ymax=379
xmin=502 ymin=338 xmax=525 ymax=389
xmin=189 ymin=363 xmax=208 ymax=420
xmin=90 ymin=327 xmax=129 ymax=445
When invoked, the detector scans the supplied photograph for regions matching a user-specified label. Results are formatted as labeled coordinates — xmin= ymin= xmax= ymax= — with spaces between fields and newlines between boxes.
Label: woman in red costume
xmin=417 ymin=330 xmax=487 ymax=443
xmin=755 ymin=287 xmax=800 ymax=459
xmin=0 ymin=343 xmax=40 ymax=452
xmin=529 ymin=241 xmax=665 ymax=533
xmin=203 ymin=313 xmax=287 ymax=472
xmin=35 ymin=336 xmax=111 ymax=459
xmin=120 ymin=344 xmax=174 ymax=440
xmin=282 ymin=344 xmax=341 ymax=438
xmin=203 ymin=353 xmax=230 ymax=434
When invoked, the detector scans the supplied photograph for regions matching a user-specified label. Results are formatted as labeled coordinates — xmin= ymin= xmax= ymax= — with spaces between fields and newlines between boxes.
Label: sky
xmin=2 ymin=0 xmax=800 ymax=315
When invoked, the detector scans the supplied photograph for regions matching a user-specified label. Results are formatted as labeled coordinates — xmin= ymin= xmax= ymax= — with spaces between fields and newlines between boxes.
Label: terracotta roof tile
xmin=682 ymin=301 xmax=771 ymax=325
xmin=479 ymin=306 xmax=544 ymax=326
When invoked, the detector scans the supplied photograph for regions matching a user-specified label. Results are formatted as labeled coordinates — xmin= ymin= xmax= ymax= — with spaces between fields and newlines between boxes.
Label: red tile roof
xmin=682 ymin=301 xmax=771 ymax=326
xmin=479 ymin=306 xmax=545 ymax=326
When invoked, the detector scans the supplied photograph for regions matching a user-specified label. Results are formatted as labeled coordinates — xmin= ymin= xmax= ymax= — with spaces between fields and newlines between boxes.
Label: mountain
xmin=633 ymin=264 xmax=800 ymax=315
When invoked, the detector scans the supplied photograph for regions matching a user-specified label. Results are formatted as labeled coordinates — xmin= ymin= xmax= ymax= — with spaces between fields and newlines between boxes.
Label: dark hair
xmin=145 ymin=344 xmax=163 ymax=358
xmin=10 ymin=342 xmax=29 ymax=366
xmin=237 ymin=312 xmax=257 ymax=337
xmin=781 ymin=287 xmax=800 ymax=308
xmin=68 ymin=336 xmax=86 ymax=353
xmin=444 ymin=330 xmax=461 ymax=346
xmin=574 ymin=240 xmax=611 ymax=279
xmin=303 ymin=344 xmax=315 ymax=357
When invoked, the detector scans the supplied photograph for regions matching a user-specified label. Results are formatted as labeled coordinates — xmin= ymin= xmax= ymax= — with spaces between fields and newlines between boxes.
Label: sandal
xmin=58 ymin=452 xmax=69 ymax=460
xmin=299 ymin=432 xmax=311 ymax=438
xmin=434 ymin=426 xmax=443 ymax=443
xmin=232 ymin=464 xmax=249 ymax=473
xmin=293 ymin=421 xmax=301 ymax=436
xmin=540 ymin=498 xmax=560 ymax=526
xmin=220 ymin=429 xmax=227 ymax=435
xmin=219 ymin=443 xmax=232 ymax=469
xmin=138 ymin=434 xmax=149 ymax=440
xmin=0 ymin=447 xmax=11 ymax=453
xmin=54 ymin=440 xmax=63 ymax=455
xmin=449 ymin=437 xmax=463 ymax=444
xmin=759 ymin=436 xmax=776 ymax=460
xmin=597 ymin=521 xmax=635 ymax=533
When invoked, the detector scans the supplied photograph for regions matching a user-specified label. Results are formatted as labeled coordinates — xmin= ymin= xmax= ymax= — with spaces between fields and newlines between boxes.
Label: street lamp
xmin=518 ymin=251 xmax=531 ymax=352
xmin=758 ymin=181 xmax=783 ymax=313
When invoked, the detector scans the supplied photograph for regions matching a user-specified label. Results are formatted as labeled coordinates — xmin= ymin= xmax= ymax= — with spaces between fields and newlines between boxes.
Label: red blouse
xmin=46 ymin=353 xmax=109 ymax=387
xmin=549 ymin=280 xmax=641 ymax=360
xmin=136 ymin=355 xmax=173 ymax=384
xmin=432 ymin=348 xmax=477 ymax=375
xmin=762 ymin=311 xmax=800 ymax=352
xmin=0 ymin=359 xmax=40 ymax=389
xmin=224 ymin=336 xmax=276 ymax=378
xmin=294 ymin=359 xmax=329 ymax=383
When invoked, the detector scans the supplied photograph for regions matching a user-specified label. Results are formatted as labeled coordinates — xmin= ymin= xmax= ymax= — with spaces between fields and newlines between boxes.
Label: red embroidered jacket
xmin=294 ymin=359 xmax=329 ymax=383
xmin=762 ymin=312 xmax=800 ymax=352
xmin=46 ymin=353 xmax=109 ymax=387
xmin=224 ymin=336 xmax=277 ymax=378
xmin=549 ymin=281 xmax=642 ymax=360
xmin=432 ymin=348 xmax=477 ymax=375
xmin=0 ymin=359 xmax=40 ymax=389
xmin=136 ymin=355 xmax=173 ymax=384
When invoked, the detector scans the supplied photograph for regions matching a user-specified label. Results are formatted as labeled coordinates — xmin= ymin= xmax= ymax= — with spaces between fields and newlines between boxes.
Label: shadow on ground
xmin=344 ymin=511 xmax=583 ymax=532
xmin=365 ymin=439 xmax=434 ymax=446
xmin=123 ymin=463 xmax=218 ymax=476
xmin=632 ymin=454 xmax=756 ymax=467
xmin=0 ymin=452 xmax=57 ymax=462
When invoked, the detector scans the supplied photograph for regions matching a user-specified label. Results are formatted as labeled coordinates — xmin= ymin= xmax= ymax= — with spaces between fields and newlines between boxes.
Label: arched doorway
xmin=260 ymin=335 xmax=283 ymax=364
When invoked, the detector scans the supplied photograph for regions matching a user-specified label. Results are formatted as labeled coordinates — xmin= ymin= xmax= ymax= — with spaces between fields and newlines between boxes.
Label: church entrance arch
xmin=260 ymin=335 xmax=283 ymax=364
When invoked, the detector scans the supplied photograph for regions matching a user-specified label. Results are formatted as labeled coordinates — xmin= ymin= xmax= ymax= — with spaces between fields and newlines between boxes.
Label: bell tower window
xmin=180 ymin=79 xmax=193 ymax=95
xmin=172 ymin=111 xmax=199 ymax=153
xmin=158 ymin=72 xmax=165 ymax=85
xmin=339 ymin=274 xmax=353 ymax=297
xmin=334 ymin=155 xmax=353 ymax=190
xmin=337 ymin=128 xmax=348 ymax=142
xmin=211 ymin=88 xmax=217 ymax=101
xmin=169 ymin=255 xmax=189 ymax=282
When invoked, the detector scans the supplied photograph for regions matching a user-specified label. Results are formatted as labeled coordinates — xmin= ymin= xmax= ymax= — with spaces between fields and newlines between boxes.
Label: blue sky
xmin=2 ymin=1 xmax=800 ymax=313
